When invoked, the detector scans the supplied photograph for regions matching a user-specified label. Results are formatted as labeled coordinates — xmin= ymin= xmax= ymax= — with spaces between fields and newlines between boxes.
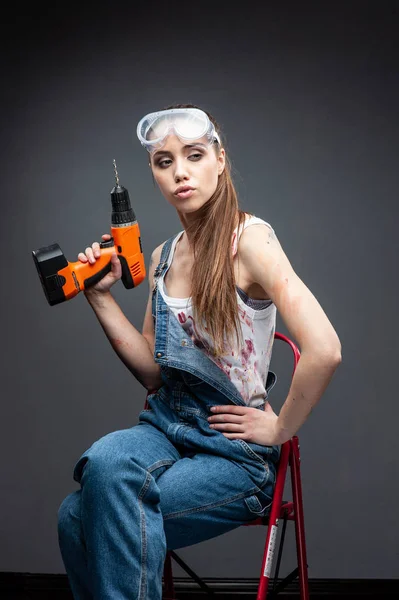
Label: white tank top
xmin=157 ymin=215 xmax=276 ymax=407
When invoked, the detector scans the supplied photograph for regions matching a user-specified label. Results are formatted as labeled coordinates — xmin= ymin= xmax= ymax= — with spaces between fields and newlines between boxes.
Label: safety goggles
xmin=136 ymin=108 xmax=221 ymax=153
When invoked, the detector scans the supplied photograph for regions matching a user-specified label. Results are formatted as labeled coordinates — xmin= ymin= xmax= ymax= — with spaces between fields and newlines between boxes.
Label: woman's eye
xmin=158 ymin=159 xmax=172 ymax=168
xmin=156 ymin=153 xmax=203 ymax=168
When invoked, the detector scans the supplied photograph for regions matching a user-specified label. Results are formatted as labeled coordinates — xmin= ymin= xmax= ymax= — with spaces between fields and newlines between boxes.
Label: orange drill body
xmin=58 ymin=221 xmax=145 ymax=301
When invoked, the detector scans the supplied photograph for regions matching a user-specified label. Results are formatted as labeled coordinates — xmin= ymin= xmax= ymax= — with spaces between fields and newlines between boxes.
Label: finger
xmin=209 ymin=422 xmax=246 ymax=432
xmin=102 ymin=234 xmax=111 ymax=239
xmin=209 ymin=414 xmax=245 ymax=423
xmin=111 ymin=251 xmax=120 ymax=266
xmin=92 ymin=241 xmax=100 ymax=258
xmin=85 ymin=246 xmax=95 ymax=264
xmin=77 ymin=252 xmax=88 ymax=262
xmin=210 ymin=405 xmax=248 ymax=415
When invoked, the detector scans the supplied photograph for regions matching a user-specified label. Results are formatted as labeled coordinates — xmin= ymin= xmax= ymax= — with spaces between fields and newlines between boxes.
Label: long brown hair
xmin=158 ymin=103 xmax=250 ymax=357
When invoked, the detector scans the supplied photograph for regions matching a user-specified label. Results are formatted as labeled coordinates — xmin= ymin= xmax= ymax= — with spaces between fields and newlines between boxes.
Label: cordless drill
xmin=32 ymin=161 xmax=146 ymax=305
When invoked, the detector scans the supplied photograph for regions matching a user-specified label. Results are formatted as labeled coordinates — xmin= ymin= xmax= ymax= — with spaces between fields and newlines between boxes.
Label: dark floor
xmin=1 ymin=592 xmax=398 ymax=599
xmin=1 ymin=575 xmax=399 ymax=599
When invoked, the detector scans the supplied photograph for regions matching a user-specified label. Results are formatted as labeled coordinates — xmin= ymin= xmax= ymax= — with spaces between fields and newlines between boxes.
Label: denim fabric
xmin=58 ymin=233 xmax=280 ymax=600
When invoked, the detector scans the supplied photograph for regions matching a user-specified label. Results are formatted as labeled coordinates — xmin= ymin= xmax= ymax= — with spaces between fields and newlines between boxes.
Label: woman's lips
xmin=176 ymin=189 xmax=195 ymax=199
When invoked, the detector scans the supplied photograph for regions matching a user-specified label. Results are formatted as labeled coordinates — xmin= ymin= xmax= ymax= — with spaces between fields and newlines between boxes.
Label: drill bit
xmin=113 ymin=159 xmax=120 ymax=187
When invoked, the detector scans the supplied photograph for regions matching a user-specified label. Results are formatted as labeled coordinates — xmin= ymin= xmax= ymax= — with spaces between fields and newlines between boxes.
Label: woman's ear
xmin=217 ymin=147 xmax=226 ymax=175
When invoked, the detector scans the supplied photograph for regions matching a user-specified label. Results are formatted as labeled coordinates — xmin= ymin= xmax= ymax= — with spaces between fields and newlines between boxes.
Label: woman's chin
xmin=170 ymin=197 xmax=208 ymax=213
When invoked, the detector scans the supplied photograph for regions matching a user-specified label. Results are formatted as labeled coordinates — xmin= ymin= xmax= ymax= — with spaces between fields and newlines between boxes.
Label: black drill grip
xmin=119 ymin=255 xmax=135 ymax=289
xmin=84 ymin=262 xmax=112 ymax=289
xmin=83 ymin=255 xmax=135 ymax=290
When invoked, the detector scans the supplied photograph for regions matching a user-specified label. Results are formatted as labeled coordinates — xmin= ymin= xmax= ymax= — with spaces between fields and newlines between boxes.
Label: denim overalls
xmin=57 ymin=233 xmax=280 ymax=600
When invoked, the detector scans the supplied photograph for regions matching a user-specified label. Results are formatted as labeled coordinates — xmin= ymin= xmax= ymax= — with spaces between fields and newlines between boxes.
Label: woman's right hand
xmin=78 ymin=234 xmax=122 ymax=295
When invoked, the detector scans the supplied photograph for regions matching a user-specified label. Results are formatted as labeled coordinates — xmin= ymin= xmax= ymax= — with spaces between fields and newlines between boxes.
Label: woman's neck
xmin=177 ymin=210 xmax=242 ymax=253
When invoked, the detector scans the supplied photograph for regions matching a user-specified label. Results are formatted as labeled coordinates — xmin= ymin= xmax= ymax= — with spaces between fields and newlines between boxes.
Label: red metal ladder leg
xmin=290 ymin=437 xmax=310 ymax=600
xmin=256 ymin=441 xmax=290 ymax=599
xmin=163 ymin=551 xmax=176 ymax=600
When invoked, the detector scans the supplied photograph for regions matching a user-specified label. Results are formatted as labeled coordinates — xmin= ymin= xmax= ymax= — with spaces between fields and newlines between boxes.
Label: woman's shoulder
xmin=232 ymin=213 xmax=275 ymax=257
xmin=241 ymin=212 xmax=274 ymax=231
xmin=152 ymin=231 xmax=182 ymax=261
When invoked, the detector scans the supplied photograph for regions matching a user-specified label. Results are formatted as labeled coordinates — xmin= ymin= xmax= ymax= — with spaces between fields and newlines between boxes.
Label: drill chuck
xmin=110 ymin=184 xmax=136 ymax=225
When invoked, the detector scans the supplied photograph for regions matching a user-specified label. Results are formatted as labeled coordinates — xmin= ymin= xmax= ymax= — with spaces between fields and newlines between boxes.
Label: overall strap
xmin=152 ymin=233 xmax=180 ymax=290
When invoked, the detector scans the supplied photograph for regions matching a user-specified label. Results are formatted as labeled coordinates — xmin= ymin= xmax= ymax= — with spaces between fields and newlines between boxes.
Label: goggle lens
xmin=145 ymin=113 xmax=207 ymax=144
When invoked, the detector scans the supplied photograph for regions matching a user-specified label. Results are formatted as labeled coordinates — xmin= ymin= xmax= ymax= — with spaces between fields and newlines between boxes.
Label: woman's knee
xmin=73 ymin=430 xmax=134 ymax=484
xmin=57 ymin=491 xmax=81 ymax=537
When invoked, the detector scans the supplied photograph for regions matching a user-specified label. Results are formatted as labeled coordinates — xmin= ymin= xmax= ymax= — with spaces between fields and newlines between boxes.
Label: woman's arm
xmin=84 ymin=289 xmax=163 ymax=392
xmin=238 ymin=224 xmax=342 ymax=440
xmin=272 ymin=350 xmax=341 ymax=443
xmin=84 ymin=245 xmax=164 ymax=392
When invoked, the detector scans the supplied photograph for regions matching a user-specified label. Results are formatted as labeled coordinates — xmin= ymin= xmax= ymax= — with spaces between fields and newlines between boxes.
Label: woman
xmin=58 ymin=104 xmax=342 ymax=599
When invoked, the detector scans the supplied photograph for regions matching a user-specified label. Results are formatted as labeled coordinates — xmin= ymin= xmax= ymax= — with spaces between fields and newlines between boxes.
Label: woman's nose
xmin=173 ymin=159 xmax=190 ymax=182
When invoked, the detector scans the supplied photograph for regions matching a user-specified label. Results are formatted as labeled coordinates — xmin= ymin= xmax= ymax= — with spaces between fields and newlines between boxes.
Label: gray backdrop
xmin=1 ymin=2 xmax=398 ymax=580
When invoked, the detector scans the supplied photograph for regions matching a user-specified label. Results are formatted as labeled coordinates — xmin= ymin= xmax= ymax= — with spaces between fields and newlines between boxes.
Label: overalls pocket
xmin=244 ymin=486 xmax=273 ymax=516
xmin=234 ymin=439 xmax=271 ymax=467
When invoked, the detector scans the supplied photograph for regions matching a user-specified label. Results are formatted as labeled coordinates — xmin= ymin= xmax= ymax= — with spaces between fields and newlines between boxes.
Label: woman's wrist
xmin=84 ymin=288 xmax=113 ymax=307
xmin=274 ymin=419 xmax=291 ymax=444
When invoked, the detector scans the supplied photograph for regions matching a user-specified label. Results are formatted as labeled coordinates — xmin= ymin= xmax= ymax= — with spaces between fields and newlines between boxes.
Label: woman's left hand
xmin=207 ymin=401 xmax=285 ymax=446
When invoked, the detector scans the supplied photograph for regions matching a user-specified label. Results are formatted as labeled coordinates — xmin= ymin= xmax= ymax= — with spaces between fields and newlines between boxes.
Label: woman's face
xmin=150 ymin=134 xmax=225 ymax=213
